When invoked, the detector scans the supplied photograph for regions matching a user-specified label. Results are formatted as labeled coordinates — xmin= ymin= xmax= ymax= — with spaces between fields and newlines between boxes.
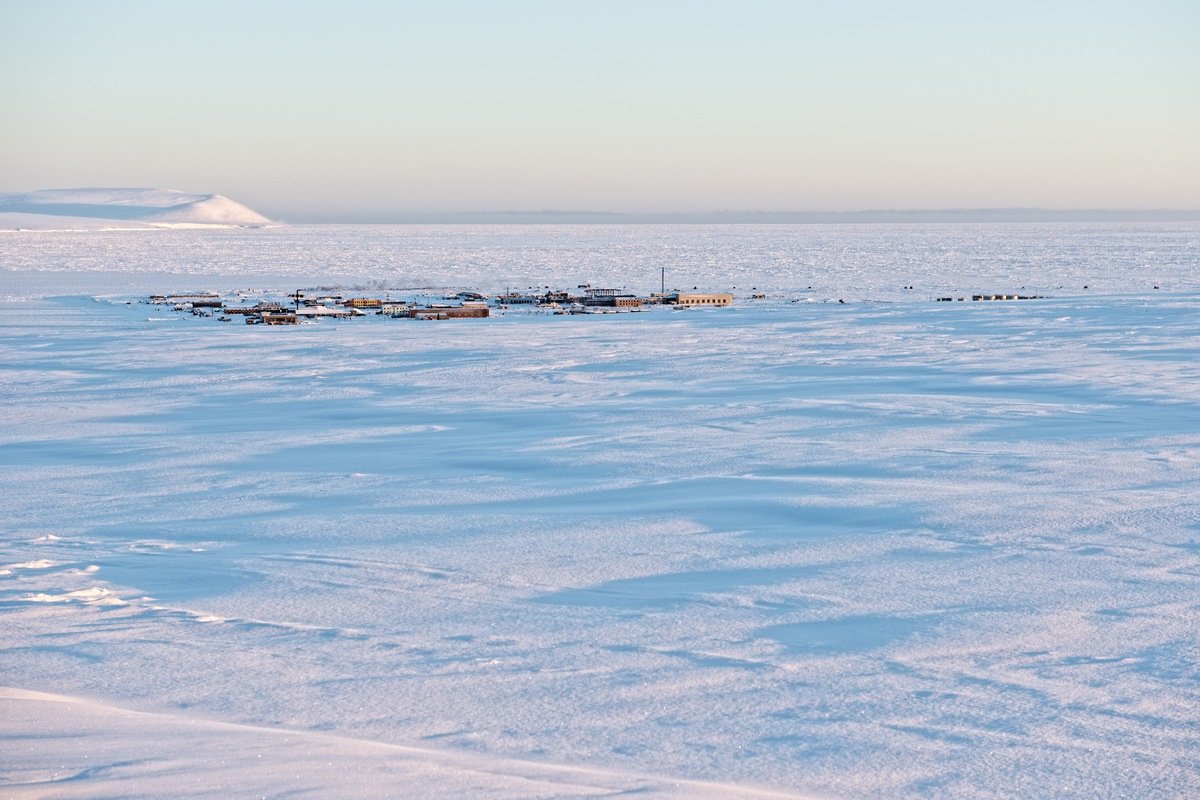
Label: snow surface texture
xmin=0 ymin=188 xmax=273 ymax=230
xmin=1 ymin=223 xmax=1199 ymax=799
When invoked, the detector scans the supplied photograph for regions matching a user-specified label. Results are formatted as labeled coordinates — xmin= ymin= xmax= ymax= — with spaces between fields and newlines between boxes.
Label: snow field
xmin=2 ymin=223 xmax=1199 ymax=798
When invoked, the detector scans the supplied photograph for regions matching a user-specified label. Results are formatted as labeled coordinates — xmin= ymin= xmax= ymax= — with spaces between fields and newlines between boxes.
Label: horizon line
xmin=276 ymin=207 xmax=1200 ymax=224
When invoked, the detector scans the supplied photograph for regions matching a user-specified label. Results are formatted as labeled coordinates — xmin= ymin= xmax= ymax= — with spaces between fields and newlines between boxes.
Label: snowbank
xmin=0 ymin=687 xmax=803 ymax=799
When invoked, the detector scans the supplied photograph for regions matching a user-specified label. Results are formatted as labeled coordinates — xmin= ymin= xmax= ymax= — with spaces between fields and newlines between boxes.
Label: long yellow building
xmin=671 ymin=292 xmax=733 ymax=307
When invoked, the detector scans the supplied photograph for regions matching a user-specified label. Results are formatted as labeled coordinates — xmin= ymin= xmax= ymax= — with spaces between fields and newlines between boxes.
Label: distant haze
xmin=2 ymin=1 xmax=1197 ymax=222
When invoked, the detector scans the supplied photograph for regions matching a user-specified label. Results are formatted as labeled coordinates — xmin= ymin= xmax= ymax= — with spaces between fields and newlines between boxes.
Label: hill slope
xmin=0 ymin=188 xmax=273 ymax=229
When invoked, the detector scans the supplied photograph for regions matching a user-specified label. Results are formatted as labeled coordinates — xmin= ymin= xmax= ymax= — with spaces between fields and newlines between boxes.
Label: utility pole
xmin=661 ymin=267 xmax=665 ymax=295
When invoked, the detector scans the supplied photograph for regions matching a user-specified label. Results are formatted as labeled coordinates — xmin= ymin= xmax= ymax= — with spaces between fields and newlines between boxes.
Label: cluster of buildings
xmin=496 ymin=286 xmax=733 ymax=309
xmin=147 ymin=286 xmax=734 ymax=325
xmin=935 ymin=293 xmax=1047 ymax=302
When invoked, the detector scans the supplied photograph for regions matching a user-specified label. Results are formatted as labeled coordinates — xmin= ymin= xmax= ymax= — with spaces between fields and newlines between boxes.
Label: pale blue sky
xmin=2 ymin=0 xmax=1197 ymax=221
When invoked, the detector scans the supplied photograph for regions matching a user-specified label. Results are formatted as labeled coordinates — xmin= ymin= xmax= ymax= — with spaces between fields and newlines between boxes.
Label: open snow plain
xmin=2 ymin=223 xmax=1199 ymax=798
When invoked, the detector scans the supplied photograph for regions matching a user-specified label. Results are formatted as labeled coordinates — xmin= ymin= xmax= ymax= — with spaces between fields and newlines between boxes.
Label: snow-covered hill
xmin=0 ymin=188 xmax=274 ymax=230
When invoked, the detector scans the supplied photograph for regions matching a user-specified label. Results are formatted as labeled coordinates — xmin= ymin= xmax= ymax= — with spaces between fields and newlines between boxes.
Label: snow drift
xmin=0 ymin=188 xmax=273 ymax=229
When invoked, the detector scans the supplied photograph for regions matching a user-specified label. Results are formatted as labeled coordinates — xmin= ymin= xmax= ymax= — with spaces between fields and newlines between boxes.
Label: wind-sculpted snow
xmin=1 ymin=225 xmax=1199 ymax=798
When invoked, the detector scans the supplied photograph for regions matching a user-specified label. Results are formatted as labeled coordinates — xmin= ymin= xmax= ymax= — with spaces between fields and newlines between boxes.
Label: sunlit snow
xmin=1 ymin=223 xmax=1198 ymax=798
xmin=0 ymin=188 xmax=273 ymax=230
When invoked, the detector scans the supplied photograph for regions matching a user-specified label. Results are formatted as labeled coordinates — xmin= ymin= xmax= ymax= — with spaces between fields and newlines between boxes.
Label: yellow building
xmin=671 ymin=292 xmax=733 ymax=307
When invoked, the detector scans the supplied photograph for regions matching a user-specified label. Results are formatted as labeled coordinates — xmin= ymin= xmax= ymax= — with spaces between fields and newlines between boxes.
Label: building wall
xmin=674 ymin=293 xmax=733 ymax=306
